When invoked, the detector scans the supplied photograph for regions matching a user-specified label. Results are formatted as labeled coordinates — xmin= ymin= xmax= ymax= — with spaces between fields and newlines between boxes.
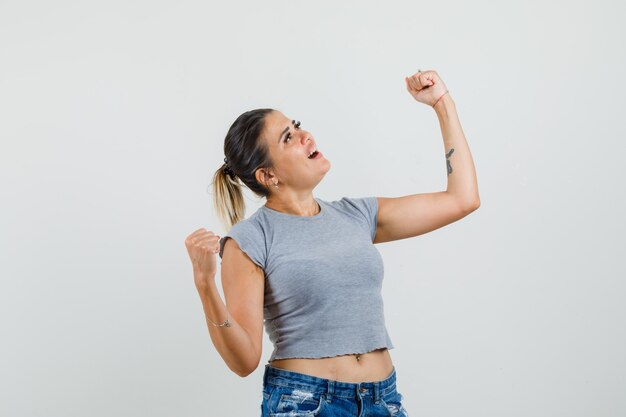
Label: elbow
xmin=237 ymin=363 xmax=256 ymax=378
xmin=239 ymin=369 xmax=255 ymax=378
xmin=237 ymin=366 xmax=258 ymax=378
xmin=460 ymin=198 xmax=480 ymax=213
xmin=233 ymin=356 xmax=261 ymax=378
xmin=230 ymin=364 xmax=254 ymax=378
xmin=451 ymin=192 xmax=480 ymax=214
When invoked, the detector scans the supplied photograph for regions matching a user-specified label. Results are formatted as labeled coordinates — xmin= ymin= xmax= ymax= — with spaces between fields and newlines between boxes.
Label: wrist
xmin=195 ymin=272 xmax=216 ymax=294
xmin=433 ymin=92 xmax=454 ymax=115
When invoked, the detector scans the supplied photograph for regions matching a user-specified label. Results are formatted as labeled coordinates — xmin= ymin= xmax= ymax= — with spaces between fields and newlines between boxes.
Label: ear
xmin=255 ymin=167 xmax=275 ymax=190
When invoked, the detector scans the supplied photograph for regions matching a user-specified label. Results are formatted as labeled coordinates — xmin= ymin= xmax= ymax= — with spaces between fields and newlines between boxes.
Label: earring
xmin=273 ymin=181 xmax=279 ymax=191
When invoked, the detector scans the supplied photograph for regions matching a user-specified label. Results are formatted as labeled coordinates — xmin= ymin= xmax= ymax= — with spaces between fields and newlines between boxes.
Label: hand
xmin=184 ymin=228 xmax=221 ymax=288
xmin=405 ymin=69 xmax=449 ymax=107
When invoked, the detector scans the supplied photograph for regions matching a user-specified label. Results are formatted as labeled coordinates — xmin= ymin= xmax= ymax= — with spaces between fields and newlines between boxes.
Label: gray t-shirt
xmin=219 ymin=196 xmax=394 ymax=362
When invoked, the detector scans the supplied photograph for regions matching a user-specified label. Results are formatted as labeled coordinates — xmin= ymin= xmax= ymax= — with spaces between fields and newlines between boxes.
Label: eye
xmin=284 ymin=121 xmax=302 ymax=143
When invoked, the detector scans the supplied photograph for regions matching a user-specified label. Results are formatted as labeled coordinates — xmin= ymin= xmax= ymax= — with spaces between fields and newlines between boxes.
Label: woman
xmin=185 ymin=69 xmax=480 ymax=417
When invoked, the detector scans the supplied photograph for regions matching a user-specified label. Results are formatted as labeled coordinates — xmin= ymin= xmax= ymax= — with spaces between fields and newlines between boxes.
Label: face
xmin=257 ymin=111 xmax=331 ymax=193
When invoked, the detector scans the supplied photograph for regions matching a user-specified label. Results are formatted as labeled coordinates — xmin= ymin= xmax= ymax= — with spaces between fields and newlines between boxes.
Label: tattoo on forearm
xmin=446 ymin=148 xmax=455 ymax=175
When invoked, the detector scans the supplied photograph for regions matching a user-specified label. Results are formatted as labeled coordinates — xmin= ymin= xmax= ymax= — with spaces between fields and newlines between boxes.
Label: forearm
xmin=434 ymin=94 xmax=480 ymax=209
xmin=196 ymin=276 xmax=257 ymax=377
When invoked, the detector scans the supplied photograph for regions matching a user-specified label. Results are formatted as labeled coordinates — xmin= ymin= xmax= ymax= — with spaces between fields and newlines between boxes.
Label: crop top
xmin=218 ymin=196 xmax=395 ymax=362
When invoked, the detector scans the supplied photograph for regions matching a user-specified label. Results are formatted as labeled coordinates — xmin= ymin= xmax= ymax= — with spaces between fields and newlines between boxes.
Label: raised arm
xmin=374 ymin=72 xmax=480 ymax=244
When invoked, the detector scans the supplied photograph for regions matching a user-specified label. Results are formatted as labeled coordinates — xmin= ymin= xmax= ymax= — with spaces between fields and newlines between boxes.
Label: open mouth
xmin=307 ymin=150 xmax=321 ymax=159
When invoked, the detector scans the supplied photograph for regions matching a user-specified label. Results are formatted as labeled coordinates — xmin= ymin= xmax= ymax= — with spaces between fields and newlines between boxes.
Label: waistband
xmin=263 ymin=364 xmax=397 ymax=401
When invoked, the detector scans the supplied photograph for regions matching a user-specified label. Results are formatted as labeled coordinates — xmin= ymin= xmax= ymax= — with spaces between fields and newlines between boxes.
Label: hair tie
xmin=222 ymin=157 xmax=236 ymax=178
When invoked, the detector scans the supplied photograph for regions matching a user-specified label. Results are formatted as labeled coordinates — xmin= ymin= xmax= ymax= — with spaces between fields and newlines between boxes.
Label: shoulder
xmin=324 ymin=196 xmax=378 ymax=241
xmin=232 ymin=213 xmax=265 ymax=233
xmin=326 ymin=196 xmax=378 ymax=218
xmin=218 ymin=210 xmax=269 ymax=269
xmin=223 ymin=214 xmax=267 ymax=247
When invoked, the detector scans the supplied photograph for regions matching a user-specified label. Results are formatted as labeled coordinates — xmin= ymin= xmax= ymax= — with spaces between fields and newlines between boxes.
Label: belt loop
xmin=374 ymin=381 xmax=380 ymax=403
xmin=326 ymin=380 xmax=334 ymax=403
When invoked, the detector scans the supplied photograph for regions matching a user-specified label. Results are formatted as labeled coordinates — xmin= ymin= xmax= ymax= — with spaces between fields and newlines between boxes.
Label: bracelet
xmin=432 ymin=90 xmax=449 ymax=108
xmin=207 ymin=310 xmax=232 ymax=327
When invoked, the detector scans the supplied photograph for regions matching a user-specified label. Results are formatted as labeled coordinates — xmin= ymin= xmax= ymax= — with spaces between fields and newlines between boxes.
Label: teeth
xmin=308 ymin=149 xmax=317 ymax=158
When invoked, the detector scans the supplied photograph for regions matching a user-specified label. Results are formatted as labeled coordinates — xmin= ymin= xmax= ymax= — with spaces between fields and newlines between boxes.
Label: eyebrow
xmin=278 ymin=120 xmax=296 ymax=143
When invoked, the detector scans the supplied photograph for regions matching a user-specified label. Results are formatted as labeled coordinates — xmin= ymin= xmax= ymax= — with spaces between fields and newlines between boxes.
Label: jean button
xmin=359 ymin=387 xmax=368 ymax=393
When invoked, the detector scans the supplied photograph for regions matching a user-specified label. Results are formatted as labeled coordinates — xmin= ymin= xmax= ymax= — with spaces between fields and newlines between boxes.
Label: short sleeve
xmin=218 ymin=220 xmax=266 ymax=270
xmin=339 ymin=196 xmax=379 ymax=242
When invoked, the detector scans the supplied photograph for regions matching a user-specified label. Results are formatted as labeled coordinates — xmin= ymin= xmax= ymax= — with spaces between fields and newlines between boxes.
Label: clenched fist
xmin=184 ymin=228 xmax=221 ymax=288
xmin=405 ymin=69 xmax=450 ymax=108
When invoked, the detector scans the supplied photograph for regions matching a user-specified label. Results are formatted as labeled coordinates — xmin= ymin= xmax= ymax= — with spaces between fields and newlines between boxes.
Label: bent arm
xmin=196 ymin=276 xmax=259 ymax=378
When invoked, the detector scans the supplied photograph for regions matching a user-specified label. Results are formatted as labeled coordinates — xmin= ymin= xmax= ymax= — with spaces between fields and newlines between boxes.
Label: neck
xmin=265 ymin=196 xmax=320 ymax=216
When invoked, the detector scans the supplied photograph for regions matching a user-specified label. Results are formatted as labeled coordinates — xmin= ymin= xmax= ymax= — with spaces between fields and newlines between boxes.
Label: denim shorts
xmin=261 ymin=363 xmax=408 ymax=417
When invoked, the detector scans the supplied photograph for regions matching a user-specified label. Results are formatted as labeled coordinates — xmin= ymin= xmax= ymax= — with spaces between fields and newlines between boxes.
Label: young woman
xmin=185 ymin=69 xmax=480 ymax=417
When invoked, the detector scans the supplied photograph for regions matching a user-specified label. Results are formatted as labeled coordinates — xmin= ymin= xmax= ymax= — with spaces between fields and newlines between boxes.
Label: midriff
xmin=268 ymin=347 xmax=394 ymax=383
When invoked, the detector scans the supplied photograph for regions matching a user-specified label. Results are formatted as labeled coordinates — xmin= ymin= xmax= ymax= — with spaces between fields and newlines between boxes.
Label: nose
xmin=301 ymin=135 xmax=310 ymax=145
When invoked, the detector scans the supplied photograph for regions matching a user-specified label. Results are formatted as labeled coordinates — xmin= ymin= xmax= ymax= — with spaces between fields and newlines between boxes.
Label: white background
xmin=1 ymin=1 xmax=625 ymax=416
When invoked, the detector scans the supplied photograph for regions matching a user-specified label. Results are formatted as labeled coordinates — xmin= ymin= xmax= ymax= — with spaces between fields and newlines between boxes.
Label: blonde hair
xmin=212 ymin=166 xmax=245 ymax=231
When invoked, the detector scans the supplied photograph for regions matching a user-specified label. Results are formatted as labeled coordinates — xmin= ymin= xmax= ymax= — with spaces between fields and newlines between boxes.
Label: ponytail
xmin=212 ymin=163 xmax=245 ymax=231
